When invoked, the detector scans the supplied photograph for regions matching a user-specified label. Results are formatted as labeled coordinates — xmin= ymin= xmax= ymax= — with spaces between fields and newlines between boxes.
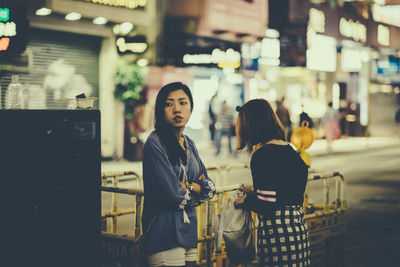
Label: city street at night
xmin=312 ymin=143 xmax=400 ymax=267
xmin=3 ymin=0 xmax=400 ymax=266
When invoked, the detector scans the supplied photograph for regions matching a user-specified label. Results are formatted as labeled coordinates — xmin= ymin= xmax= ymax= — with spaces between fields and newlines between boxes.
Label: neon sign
xmin=309 ymin=8 xmax=325 ymax=33
xmin=0 ymin=21 xmax=16 ymax=37
xmin=339 ymin=17 xmax=367 ymax=43
xmin=0 ymin=7 xmax=14 ymax=54
xmin=0 ymin=5 xmax=29 ymax=55
xmin=0 ymin=37 xmax=10 ymax=51
xmin=0 ymin=8 xmax=9 ymax=22
xmin=182 ymin=48 xmax=241 ymax=68
xmin=377 ymin=24 xmax=390 ymax=46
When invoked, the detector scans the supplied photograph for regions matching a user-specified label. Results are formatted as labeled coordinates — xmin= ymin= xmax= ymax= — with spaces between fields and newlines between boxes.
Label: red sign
xmin=203 ymin=0 xmax=267 ymax=37
xmin=0 ymin=37 xmax=10 ymax=51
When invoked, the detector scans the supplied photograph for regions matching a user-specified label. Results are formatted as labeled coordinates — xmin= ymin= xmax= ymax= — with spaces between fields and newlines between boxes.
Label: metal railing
xmin=100 ymin=166 xmax=346 ymax=267
xmin=101 ymin=171 xmax=143 ymax=238
xmin=304 ymin=169 xmax=346 ymax=214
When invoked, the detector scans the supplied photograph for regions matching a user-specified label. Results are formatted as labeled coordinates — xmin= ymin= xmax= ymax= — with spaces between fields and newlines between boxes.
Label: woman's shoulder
xmin=144 ymin=131 xmax=163 ymax=149
xmin=145 ymin=130 xmax=159 ymax=142
xmin=252 ymin=144 xmax=307 ymax=168
xmin=252 ymin=143 xmax=294 ymax=159
xmin=184 ymin=134 xmax=195 ymax=146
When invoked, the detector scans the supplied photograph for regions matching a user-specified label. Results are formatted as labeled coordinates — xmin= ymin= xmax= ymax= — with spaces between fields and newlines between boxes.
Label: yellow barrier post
xmin=305 ymin=171 xmax=347 ymax=267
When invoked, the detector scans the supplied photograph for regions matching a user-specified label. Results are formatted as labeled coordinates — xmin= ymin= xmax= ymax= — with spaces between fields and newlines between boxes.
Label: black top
xmin=244 ymin=143 xmax=308 ymax=217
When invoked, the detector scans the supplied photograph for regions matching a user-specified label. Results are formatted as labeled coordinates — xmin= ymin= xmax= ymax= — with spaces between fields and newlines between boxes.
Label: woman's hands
xmin=234 ymin=184 xmax=252 ymax=209
xmin=239 ymin=185 xmax=254 ymax=194
xmin=234 ymin=195 xmax=246 ymax=209
xmin=180 ymin=174 xmax=205 ymax=195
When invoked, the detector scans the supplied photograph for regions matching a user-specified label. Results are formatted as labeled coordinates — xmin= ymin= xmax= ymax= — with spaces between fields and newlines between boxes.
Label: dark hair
xmin=236 ymin=98 xmax=286 ymax=150
xmin=328 ymin=101 xmax=333 ymax=107
xmin=154 ymin=82 xmax=194 ymax=165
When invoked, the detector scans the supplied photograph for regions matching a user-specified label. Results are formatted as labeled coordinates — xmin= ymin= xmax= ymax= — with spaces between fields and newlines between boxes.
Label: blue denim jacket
xmin=142 ymin=131 xmax=216 ymax=254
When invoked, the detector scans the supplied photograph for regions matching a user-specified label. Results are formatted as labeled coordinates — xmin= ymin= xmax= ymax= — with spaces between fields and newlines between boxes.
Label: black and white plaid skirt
xmin=257 ymin=205 xmax=310 ymax=267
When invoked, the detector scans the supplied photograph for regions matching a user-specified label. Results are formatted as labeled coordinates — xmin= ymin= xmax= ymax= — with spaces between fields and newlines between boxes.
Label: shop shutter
xmin=1 ymin=28 xmax=101 ymax=110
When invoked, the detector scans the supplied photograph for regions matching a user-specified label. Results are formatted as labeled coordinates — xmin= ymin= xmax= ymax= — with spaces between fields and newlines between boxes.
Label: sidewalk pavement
xmin=101 ymin=136 xmax=400 ymax=175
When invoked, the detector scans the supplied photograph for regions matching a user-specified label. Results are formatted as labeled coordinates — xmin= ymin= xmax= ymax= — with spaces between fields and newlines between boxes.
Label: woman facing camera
xmin=234 ymin=99 xmax=310 ymax=267
xmin=142 ymin=82 xmax=216 ymax=267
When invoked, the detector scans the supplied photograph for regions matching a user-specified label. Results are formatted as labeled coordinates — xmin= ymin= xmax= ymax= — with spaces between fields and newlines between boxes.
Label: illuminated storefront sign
xmin=0 ymin=21 xmax=16 ymax=37
xmin=341 ymin=47 xmax=369 ymax=72
xmin=309 ymin=8 xmax=325 ymax=33
xmin=0 ymin=7 xmax=12 ymax=52
xmin=377 ymin=24 xmax=390 ymax=46
xmin=306 ymin=34 xmax=337 ymax=72
xmin=0 ymin=5 xmax=29 ymax=55
xmin=0 ymin=7 xmax=10 ymax=22
xmin=116 ymin=35 xmax=148 ymax=54
xmin=0 ymin=36 xmax=10 ymax=51
xmin=182 ymin=48 xmax=241 ymax=68
xmin=84 ymin=0 xmax=146 ymax=9
xmin=339 ymin=17 xmax=366 ymax=43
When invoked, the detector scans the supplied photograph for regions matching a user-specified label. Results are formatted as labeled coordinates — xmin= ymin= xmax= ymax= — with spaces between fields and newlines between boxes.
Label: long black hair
xmin=236 ymin=99 xmax=286 ymax=150
xmin=154 ymin=82 xmax=194 ymax=165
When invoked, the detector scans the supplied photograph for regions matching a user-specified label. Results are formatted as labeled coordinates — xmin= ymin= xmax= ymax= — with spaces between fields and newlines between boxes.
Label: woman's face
xmin=164 ymin=89 xmax=192 ymax=129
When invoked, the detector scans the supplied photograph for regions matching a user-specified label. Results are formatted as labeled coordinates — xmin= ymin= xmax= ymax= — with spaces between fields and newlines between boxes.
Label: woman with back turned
xmin=234 ymin=99 xmax=310 ymax=267
xmin=141 ymin=82 xmax=216 ymax=267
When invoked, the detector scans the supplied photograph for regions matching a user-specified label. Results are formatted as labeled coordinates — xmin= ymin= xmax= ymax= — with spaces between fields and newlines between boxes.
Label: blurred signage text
xmin=309 ymin=8 xmax=325 ymax=33
xmin=0 ymin=5 xmax=28 ymax=54
xmin=0 ymin=7 xmax=10 ymax=21
xmin=377 ymin=24 xmax=390 ymax=46
xmin=204 ymin=0 xmax=266 ymax=37
xmin=182 ymin=48 xmax=240 ymax=68
xmin=339 ymin=17 xmax=366 ymax=43
xmin=84 ymin=0 xmax=146 ymax=9
xmin=116 ymin=35 xmax=147 ymax=54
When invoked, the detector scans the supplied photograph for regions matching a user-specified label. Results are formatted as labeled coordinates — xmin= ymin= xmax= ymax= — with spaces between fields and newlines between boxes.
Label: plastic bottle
xmin=6 ymin=75 xmax=23 ymax=109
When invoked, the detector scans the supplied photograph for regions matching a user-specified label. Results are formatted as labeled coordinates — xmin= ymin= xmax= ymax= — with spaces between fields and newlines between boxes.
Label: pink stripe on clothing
xmin=257 ymin=189 xmax=276 ymax=196
xmin=257 ymin=195 xmax=277 ymax=202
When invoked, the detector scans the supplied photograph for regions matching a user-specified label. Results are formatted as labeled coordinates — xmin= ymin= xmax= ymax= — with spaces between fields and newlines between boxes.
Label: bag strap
xmin=136 ymin=216 xmax=157 ymax=242
xmin=244 ymin=210 xmax=255 ymax=229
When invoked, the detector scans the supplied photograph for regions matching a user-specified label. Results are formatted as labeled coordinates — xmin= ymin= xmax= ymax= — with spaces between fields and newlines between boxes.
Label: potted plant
xmin=114 ymin=58 xmax=147 ymax=161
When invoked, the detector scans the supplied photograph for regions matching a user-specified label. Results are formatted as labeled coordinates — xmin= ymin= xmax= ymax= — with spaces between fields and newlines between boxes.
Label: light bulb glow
xmin=93 ymin=17 xmax=108 ymax=25
xmin=36 ymin=7 xmax=52 ymax=16
xmin=65 ymin=12 xmax=81 ymax=21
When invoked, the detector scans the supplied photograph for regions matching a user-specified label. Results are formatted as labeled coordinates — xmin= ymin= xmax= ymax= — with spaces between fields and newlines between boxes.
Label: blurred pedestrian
xmin=233 ymin=99 xmax=310 ymax=267
xmin=299 ymin=105 xmax=313 ymax=128
xmin=276 ymin=97 xmax=292 ymax=139
xmin=320 ymin=101 xmax=340 ymax=152
xmin=208 ymin=94 xmax=217 ymax=142
xmin=215 ymin=100 xmax=234 ymax=156
xmin=142 ymin=82 xmax=216 ymax=267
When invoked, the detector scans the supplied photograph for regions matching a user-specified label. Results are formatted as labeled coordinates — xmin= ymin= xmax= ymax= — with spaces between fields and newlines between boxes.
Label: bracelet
xmin=189 ymin=183 xmax=194 ymax=192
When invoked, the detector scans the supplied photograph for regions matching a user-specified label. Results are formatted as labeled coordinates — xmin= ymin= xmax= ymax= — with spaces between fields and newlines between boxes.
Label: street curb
xmin=310 ymin=143 xmax=400 ymax=158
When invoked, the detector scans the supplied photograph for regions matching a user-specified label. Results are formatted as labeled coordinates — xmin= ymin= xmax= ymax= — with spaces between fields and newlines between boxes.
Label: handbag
xmin=222 ymin=194 xmax=256 ymax=265
xmin=129 ymin=216 xmax=157 ymax=267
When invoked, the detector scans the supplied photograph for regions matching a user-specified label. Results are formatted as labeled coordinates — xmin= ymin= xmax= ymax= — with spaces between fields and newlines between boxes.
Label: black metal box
xmin=0 ymin=110 xmax=101 ymax=267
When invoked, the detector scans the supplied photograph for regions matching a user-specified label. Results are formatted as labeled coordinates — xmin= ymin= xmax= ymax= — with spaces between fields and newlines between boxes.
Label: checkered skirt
xmin=257 ymin=205 xmax=310 ymax=267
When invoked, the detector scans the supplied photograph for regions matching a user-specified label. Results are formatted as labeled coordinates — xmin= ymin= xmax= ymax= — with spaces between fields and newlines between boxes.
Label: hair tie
xmin=236 ymin=106 xmax=242 ymax=112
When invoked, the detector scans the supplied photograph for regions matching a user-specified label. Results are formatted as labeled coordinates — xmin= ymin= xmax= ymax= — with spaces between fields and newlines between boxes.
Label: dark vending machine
xmin=0 ymin=110 xmax=101 ymax=267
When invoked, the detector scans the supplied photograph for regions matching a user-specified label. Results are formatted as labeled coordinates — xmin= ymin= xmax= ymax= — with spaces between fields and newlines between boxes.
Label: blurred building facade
xmin=256 ymin=0 xmax=400 ymax=138
xmin=1 ymin=0 xmax=400 ymax=159
xmin=0 ymin=0 xmax=158 ymax=159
